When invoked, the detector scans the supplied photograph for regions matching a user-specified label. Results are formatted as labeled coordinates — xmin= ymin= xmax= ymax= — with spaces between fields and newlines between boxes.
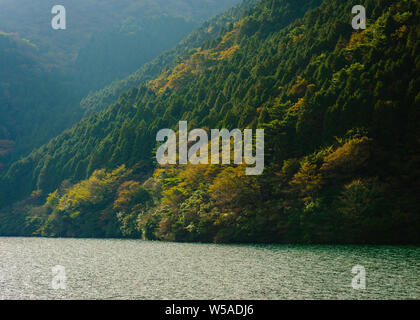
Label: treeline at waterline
xmin=0 ymin=0 xmax=419 ymax=244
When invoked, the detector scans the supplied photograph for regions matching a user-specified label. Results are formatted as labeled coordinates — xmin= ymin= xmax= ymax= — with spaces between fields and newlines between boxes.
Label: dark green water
xmin=0 ymin=237 xmax=419 ymax=299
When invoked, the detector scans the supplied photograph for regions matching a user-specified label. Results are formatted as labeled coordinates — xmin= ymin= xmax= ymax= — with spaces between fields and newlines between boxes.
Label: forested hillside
xmin=0 ymin=0 xmax=240 ymax=66
xmin=74 ymin=16 xmax=196 ymax=91
xmin=0 ymin=32 xmax=81 ymax=161
xmin=79 ymin=0 xmax=256 ymax=115
xmin=0 ymin=0 xmax=239 ymax=165
xmin=0 ymin=0 xmax=419 ymax=244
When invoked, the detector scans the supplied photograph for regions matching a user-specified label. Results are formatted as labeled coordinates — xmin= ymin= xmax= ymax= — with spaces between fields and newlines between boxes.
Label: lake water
xmin=0 ymin=237 xmax=419 ymax=300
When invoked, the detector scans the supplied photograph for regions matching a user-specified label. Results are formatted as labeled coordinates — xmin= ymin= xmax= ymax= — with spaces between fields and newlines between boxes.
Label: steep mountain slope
xmin=79 ymin=0 xmax=257 ymax=115
xmin=0 ymin=0 xmax=311 ymax=201
xmin=1 ymin=0 xmax=419 ymax=243
xmin=0 ymin=0 xmax=240 ymax=166
xmin=0 ymin=32 xmax=81 ymax=160
xmin=74 ymin=16 xmax=197 ymax=91
xmin=0 ymin=0 xmax=240 ymax=66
